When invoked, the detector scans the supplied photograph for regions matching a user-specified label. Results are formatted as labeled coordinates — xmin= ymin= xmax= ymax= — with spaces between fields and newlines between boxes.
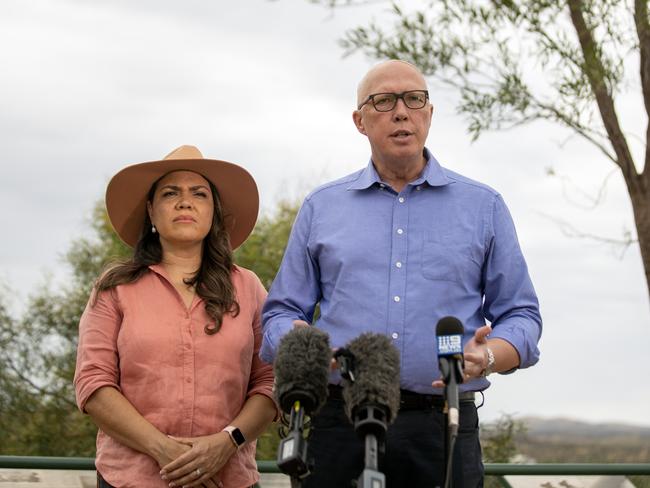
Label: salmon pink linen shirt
xmin=74 ymin=264 xmax=275 ymax=488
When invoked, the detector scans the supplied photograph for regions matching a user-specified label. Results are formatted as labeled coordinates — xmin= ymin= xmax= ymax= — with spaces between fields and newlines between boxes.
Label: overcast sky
xmin=1 ymin=0 xmax=648 ymax=428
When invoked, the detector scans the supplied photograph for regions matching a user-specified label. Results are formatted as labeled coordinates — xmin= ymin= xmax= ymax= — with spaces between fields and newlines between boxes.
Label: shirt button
xmin=395 ymin=261 xmax=402 ymax=268
xmin=397 ymin=228 xmax=404 ymax=235
xmin=398 ymin=197 xmax=405 ymax=203
xmin=185 ymin=377 xmax=191 ymax=383
xmin=416 ymin=186 xmax=421 ymax=191
xmin=391 ymin=332 xmax=399 ymax=339
xmin=379 ymin=183 xmax=385 ymax=188
xmin=393 ymin=296 xmax=400 ymax=302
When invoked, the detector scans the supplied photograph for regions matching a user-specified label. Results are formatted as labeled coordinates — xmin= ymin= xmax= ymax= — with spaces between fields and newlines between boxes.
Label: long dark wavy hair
xmin=94 ymin=172 xmax=240 ymax=334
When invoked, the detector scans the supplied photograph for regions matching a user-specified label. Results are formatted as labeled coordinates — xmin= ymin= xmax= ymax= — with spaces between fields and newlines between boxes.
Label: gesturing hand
xmin=159 ymin=432 xmax=236 ymax=488
xmin=461 ymin=324 xmax=491 ymax=379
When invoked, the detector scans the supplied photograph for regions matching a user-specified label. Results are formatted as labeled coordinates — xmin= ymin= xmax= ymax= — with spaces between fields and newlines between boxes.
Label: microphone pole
xmin=278 ymin=400 xmax=312 ymax=488
xmin=337 ymin=333 xmax=400 ymax=488
xmin=274 ymin=327 xmax=331 ymax=487
xmin=281 ymin=400 xmax=308 ymax=488
xmin=436 ymin=316 xmax=465 ymax=488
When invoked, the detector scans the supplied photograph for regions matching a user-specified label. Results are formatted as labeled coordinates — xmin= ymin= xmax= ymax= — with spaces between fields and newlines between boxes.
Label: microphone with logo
xmin=274 ymin=326 xmax=331 ymax=486
xmin=335 ymin=332 xmax=400 ymax=488
xmin=436 ymin=316 xmax=465 ymax=488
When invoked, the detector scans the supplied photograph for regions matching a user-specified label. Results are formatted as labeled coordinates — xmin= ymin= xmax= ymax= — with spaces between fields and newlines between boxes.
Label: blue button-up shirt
xmin=261 ymin=149 xmax=541 ymax=394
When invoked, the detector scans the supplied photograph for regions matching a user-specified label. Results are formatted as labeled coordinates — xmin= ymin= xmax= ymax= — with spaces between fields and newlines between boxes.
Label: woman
xmin=74 ymin=145 xmax=277 ymax=488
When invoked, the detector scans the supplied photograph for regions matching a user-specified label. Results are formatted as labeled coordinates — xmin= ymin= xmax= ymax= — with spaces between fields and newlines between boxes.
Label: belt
xmin=327 ymin=385 xmax=475 ymax=411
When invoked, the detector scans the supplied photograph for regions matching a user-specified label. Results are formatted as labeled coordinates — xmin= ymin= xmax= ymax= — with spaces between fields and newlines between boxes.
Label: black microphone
xmin=337 ymin=332 xmax=400 ymax=488
xmin=273 ymin=326 xmax=331 ymax=482
xmin=436 ymin=316 xmax=465 ymax=433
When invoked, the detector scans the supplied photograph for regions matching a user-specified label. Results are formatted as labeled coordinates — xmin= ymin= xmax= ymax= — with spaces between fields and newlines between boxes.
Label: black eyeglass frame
xmin=357 ymin=90 xmax=430 ymax=111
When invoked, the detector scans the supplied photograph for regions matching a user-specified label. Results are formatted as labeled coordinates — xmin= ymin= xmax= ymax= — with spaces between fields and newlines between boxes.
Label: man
xmin=261 ymin=60 xmax=541 ymax=487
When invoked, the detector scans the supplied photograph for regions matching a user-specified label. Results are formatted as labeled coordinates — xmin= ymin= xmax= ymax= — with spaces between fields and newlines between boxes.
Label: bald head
xmin=356 ymin=60 xmax=428 ymax=107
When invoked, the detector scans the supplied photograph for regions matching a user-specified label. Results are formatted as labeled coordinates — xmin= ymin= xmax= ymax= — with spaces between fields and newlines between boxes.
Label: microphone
xmin=274 ymin=326 xmax=330 ymax=414
xmin=435 ymin=316 xmax=465 ymax=433
xmin=273 ymin=326 xmax=331 ymax=482
xmin=336 ymin=332 xmax=400 ymax=488
xmin=339 ymin=332 xmax=401 ymax=431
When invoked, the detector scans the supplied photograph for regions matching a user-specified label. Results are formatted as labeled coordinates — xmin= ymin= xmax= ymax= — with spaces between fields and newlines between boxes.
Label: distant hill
xmin=513 ymin=417 xmax=650 ymax=464
xmin=521 ymin=416 xmax=650 ymax=440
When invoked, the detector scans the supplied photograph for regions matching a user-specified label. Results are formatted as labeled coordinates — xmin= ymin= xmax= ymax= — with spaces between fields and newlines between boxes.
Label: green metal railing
xmin=1 ymin=456 xmax=649 ymax=486
xmin=1 ymin=456 xmax=95 ymax=470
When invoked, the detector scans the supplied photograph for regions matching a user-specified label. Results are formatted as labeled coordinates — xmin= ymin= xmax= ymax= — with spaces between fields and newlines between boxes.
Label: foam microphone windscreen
xmin=274 ymin=326 xmax=331 ymax=415
xmin=342 ymin=332 xmax=401 ymax=424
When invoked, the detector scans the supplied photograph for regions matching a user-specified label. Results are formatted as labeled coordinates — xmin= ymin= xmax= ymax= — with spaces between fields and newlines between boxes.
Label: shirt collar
xmin=147 ymin=263 xmax=205 ymax=307
xmin=347 ymin=160 xmax=382 ymax=190
xmin=148 ymin=263 xmax=168 ymax=279
xmin=347 ymin=147 xmax=451 ymax=190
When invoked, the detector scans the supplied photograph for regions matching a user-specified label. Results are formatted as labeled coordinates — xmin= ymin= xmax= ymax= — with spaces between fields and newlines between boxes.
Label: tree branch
xmin=634 ymin=0 xmax=650 ymax=178
xmin=2 ymin=353 xmax=76 ymax=408
xmin=536 ymin=211 xmax=638 ymax=259
xmin=550 ymin=167 xmax=619 ymax=211
xmin=535 ymin=101 xmax=618 ymax=164
xmin=567 ymin=0 xmax=638 ymax=182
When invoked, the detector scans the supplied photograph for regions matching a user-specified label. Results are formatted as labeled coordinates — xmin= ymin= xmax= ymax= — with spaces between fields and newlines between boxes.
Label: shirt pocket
xmin=421 ymin=235 xmax=477 ymax=283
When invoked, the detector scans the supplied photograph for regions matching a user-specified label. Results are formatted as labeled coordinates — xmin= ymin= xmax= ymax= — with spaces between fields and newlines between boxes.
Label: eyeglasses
xmin=357 ymin=90 xmax=429 ymax=112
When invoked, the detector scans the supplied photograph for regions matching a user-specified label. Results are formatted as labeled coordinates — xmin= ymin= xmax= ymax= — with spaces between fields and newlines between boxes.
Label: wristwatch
xmin=481 ymin=347 xmax=495 ymax=377
xmin=223 ymin=425 xmax=246 ymax=449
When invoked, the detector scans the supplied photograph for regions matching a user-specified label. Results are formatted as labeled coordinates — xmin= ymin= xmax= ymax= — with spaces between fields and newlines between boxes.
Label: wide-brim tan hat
xmin=106 ymin=145 xmax=259 ymax=250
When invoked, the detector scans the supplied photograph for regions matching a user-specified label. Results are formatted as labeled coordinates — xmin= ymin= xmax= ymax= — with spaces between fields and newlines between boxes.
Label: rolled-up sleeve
xmin=246 ymin=276 xmax=276 ymax=408
xmin=483 ymin=194 xmax=542 ymax=369
xmin=260 ymin=199 xmax=322 ymax=363
xmin=73 ymin=289 xmax=122 ymax=412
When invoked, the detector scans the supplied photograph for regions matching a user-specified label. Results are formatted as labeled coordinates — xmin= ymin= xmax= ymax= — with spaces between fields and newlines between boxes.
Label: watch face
xmin=231 ymin=427 xmax=246 ymax=446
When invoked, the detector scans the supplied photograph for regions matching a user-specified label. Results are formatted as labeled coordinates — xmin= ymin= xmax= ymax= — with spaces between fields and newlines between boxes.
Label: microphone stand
xmin=277 ymin=400 xmax=311 ymax=488
xmin=439 ymin=357 xmax=464 ymax=488
xmin=353 ymin=404 xmax=387 ymax=488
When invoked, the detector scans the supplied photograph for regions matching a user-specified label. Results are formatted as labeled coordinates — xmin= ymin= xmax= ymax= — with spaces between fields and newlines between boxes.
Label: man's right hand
xmin=292 ymin=320 xmax=339 ymax=371
xmin=292 ymin=320 xmax=310 ymax=329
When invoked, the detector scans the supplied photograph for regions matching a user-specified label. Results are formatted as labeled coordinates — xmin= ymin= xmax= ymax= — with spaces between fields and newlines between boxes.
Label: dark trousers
xmin=303 ymin=396 xmax=484 ymax=488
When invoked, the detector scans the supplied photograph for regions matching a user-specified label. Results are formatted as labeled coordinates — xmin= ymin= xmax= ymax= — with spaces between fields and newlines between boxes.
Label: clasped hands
xmin=157 ymin=432 xmax=237 ymax=488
